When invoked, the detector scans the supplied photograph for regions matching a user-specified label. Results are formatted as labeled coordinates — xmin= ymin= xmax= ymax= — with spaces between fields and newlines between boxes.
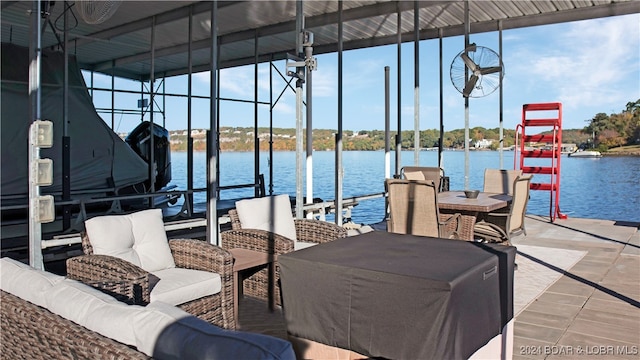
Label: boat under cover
xmin=1 ymin=43 xmax=156 ymax=205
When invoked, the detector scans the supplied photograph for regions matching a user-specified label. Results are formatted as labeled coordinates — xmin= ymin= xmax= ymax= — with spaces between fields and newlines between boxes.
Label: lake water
xmin=169 ymin=151 xmax=640 ymax=224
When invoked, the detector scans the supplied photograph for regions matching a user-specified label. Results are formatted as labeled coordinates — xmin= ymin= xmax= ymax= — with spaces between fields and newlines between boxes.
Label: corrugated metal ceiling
xmin=1 ymin=1 xmax=638 ymax=80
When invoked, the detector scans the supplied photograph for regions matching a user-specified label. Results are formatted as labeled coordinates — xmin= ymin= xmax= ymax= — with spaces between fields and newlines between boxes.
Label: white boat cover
xmin=1 ymin=43 xmax=148 ymax=201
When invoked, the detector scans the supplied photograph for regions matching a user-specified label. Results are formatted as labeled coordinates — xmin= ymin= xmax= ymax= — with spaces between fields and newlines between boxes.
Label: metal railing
xmin=38 ymin=191 xmax=386 ymax=250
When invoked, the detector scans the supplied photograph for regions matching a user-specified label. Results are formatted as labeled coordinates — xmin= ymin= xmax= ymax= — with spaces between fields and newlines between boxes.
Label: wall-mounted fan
xmin=450 ymin=43 xmax=504 ymax=98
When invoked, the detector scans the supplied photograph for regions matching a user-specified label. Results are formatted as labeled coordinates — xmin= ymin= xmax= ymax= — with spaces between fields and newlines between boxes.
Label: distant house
xmin=474 ymin=139 xmax=493 ymax=149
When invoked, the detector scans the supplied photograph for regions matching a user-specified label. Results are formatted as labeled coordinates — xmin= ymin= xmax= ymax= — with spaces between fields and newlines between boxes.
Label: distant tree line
xmin=168 ymin=99 xmax=639 ymax=153
xmin=581 ymin=100 xmax=640 ymax=152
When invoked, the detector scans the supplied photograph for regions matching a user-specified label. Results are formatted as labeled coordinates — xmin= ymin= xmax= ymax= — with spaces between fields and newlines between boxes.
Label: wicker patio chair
xmin=483 ymin=168 xmax=523 ymax=195
xmin=66 ymin=209 xmax=235 ymax=330
xmin=221 ymin=195 xmax=347 ymax=305
xmin=401 ymin=166 xmax=446 ymax=192
xmin=474 ymin=174 xmax=533 ymax=245
xmin=385 ymin=179 xmax=461 ymax=239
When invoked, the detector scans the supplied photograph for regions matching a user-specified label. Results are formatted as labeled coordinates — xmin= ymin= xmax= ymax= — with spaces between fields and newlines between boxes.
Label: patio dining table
xmin=437 ymin=191 xmax=512 ymax=240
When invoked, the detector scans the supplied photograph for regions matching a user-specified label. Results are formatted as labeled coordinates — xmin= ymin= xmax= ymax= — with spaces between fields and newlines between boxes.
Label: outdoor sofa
xmin=0 ymin=257 xmax=295 ymax=360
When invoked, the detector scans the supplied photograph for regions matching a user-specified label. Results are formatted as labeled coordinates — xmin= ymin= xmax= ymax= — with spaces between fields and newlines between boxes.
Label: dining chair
xmin=474 ymin=174 xmax=533 ymax=245
xmin=483 ymin=168 xmax=523 ymax=195
xmin=401 ymin=166 xmax=446 ymax=192
xmin=385 ymin=179 xmax=461 ymax=239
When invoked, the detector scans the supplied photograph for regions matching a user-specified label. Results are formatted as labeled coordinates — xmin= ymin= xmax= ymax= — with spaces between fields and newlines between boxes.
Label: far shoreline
xmin=170 ymin=148 xmax=640 ymax=156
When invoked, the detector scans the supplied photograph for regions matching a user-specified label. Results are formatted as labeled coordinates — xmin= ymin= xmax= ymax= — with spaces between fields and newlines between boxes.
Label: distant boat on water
xmin=568 ymin=150 xmax=602 ymax=158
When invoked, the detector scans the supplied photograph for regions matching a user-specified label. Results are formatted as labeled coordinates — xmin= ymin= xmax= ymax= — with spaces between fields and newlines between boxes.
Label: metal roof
xmin=2 ymin=1 xmax=638 ymax=81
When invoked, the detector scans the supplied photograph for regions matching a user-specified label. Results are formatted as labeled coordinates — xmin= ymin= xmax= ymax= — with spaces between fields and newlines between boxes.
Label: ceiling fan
xmin=450 ymin=43 xmax=504 ymax=98
xmin=75 ymin=0 xmax=122 ymax=24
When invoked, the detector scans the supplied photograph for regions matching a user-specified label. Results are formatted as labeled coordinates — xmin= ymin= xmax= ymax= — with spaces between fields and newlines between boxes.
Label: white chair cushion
xmin=150 ymin=267 xmax=221 ymax=306
xmin=45 ymin=279 xmax=142 ymax=347
xmin=0 ymin=257 xmax=63 ymax=307
xmin=85 ymin=213 xmax=141 ymax=267
xmin=235 ymin=194 xmax=298 ymax=242
xmin=85 ymin=209 xmax=175 ymax=272
xmin=129 ymin=209 xmax=176 ymax=272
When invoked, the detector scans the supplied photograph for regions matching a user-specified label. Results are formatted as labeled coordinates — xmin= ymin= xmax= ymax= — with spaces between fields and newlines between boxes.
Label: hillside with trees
xmin=169 ymin=100 xmax=639 ymax=154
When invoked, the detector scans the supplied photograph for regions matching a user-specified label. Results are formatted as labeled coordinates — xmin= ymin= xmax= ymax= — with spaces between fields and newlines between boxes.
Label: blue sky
xmin=89 ymin=13 xmax=639 ymax=133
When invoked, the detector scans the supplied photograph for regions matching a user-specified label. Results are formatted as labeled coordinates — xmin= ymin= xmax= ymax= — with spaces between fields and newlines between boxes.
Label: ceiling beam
xmin=89 ymin=1 xmax=452 ymax=73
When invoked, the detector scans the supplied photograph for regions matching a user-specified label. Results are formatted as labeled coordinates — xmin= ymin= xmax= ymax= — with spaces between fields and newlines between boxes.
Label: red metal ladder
xmin=514 ymin=102 xmax=567 ymax=222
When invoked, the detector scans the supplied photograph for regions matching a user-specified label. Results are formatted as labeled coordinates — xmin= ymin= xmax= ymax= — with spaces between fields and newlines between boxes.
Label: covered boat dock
xmin=2 ymin=0 xmax=638 ymax=268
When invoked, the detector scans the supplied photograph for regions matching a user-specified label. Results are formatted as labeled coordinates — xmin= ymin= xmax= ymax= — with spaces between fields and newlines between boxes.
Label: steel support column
xmin=295 ymin=0 xmax=304 ymax=219
xmin=28 ymin=0 xmax=43 ymax=269
xmin=305 ymin=41 xmax=313 ymax=211
xmin=385 ymin=66 xmax=391 ymax=179
xmin=438 ymin=29 xmax=444 ymax=169
xmin=269 ymin=55 xmax=274 ymax=195
xmin=335 ymin=1 xmax=344 ymax=225
xmin=499 ymin=20 xmax=505 ymax=168
xmin=463 ymin=0 xmax=470 ymax=190
xmin=254 ymin=31 xmax=260 ymax=197
xmin=187 ymin=5 xmax=194 ymax=212
xmin=149 ymin=16 xmax=156 ymax=196
xmin=62 ymin=1 xmax=71 ymax=230
xmin=413 ymin=0 xmax=420 ymax=165
xmin=207 ymin=1 xmax=219 ymax=245
xmin=111 ymin=62 xmax=115 ymax=129
xmin=395 ymin=4 xmax=402 ymax=177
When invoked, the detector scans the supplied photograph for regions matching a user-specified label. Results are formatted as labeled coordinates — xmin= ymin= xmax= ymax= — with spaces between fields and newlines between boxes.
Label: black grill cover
xmin=279 ymin=232 xmax=515 ymax=360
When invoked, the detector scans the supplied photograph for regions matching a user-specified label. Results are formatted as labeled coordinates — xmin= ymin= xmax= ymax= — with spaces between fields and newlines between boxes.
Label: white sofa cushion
xmin=45 ymin=278 xmax=142 ymax=347
xmin=133 ymin=301 xmax=193 ymax=356
xmin=85 ymin=209 xmax=175 ymax=272
xmin=150 ymin=267 xmax=221 ymax=306
xmin=236 ymin=194 xmax=297 ymax=242
xmin=0 ymin=257 xmax=63 ymax=307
